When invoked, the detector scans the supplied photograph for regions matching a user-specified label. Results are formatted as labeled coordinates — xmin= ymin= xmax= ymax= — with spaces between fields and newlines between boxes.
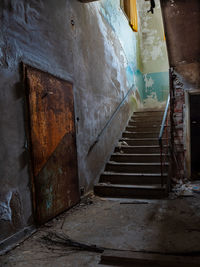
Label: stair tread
xmin=108 ymin=161 xmax=168 ymax=165
xmin=127 ymin=124 xmax=163 ymax=127
xmin=124 ymin=131 xmax=160 ymax=134
xmin=117 ymin=145 xmax=166 ymax=148
xmin=102 ymin=171 xmax=168 ymax=177
xmin=126 ymin=127 xmax=162 ymax=129
xmin=130 ymin=119 xmax=162 ymax=121
xmin=112 ymin=153 xmax=168 ymax=156
xmin=131 ymin=115 xmax=163 ymax=118
xmin=132 ymin=115 xmax=163 ymax=117
xmin=120 ymin=140 xmax=167 ymax=141
xmin=95 ymin=183 xmax=165 ymax=189
xmin=133 ymin=109 xmax=165 ymax=114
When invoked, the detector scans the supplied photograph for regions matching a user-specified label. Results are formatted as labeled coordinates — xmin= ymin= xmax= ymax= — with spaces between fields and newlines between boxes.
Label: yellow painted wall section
xmin=130 ymin=0 xmax=138 ymax=32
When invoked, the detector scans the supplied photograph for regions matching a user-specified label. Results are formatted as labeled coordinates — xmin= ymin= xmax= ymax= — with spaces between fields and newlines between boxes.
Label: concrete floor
xmin=1 ymin=193 xmax=200 ymax=266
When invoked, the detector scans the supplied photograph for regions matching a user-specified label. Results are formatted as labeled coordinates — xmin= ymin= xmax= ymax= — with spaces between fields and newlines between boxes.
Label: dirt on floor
xmin=1 ymin=193 xmax=200 ymax=267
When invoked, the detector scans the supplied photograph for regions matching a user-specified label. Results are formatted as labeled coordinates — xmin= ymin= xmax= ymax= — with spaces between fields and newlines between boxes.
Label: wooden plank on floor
xmin=100 ymin=250 xmax=200 ymax=266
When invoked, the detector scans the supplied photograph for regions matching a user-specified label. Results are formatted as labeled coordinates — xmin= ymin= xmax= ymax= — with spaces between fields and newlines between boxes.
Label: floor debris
xmin=171 ymin=181 xmax=194 ymax=197
xmin=42 ymin=231 xmax=200 ymax=257
xmin=118 ymin=141 xmax=128 ymax=154
xmin=42 ymin=232 xmax=105 ymax=253
xmin=2 ymin=195 xmax=200 ymax=266
xmin=118 ymin=141 xmax=128 ymax=148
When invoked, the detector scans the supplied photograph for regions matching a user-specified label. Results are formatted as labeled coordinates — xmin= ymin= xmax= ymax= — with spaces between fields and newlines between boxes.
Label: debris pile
xmin=170 ymin=180 xmax=200 ymax=198
xmin=118 ymin=141 xmax=128 ymax=153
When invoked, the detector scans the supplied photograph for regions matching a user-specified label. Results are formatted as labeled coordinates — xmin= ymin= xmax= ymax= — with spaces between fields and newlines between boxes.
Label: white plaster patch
xmin=144 ymin=74 xmax=154 ymax=89
xmin=143 ymin=94 xmax=166 ymax=109
xmin=0 ymin=191 xmax=12 ymax=221
xmin=150 ymin=41 xmax=163 ymax=60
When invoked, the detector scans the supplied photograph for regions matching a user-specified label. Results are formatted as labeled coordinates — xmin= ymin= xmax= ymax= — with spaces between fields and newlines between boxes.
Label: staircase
xmin=94 ymin=110 xmax=169 ymax=199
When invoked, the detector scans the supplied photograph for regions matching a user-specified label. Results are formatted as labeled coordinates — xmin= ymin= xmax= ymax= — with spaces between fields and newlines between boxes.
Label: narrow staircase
xmin=94 ymin=110 xmax=168 ymax=199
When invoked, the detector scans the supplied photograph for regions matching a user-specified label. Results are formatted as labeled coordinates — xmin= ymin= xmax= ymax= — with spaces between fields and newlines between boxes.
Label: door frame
xmin=184 ymin=89 xmax=200 ymax=179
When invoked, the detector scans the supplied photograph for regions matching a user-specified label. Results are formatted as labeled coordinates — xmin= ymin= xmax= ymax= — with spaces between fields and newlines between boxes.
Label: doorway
xmin=24 ymin=65 xmax=80 ymax=224
xmin=190 ymin=94 xmax=200 ymax=179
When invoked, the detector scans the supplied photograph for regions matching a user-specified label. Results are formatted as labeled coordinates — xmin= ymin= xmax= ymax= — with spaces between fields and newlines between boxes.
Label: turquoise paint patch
xmin=143 ymin=71 xmax=169 ymax=102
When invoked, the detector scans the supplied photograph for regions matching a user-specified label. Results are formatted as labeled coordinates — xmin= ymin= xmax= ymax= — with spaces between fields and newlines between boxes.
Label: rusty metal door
xmin=24 ymin=65 xmax=79 ymax=224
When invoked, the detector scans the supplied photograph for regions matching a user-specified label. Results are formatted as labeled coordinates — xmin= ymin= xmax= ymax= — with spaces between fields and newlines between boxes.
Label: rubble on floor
xmin=170 ymin=180 xmax=200 ymax=198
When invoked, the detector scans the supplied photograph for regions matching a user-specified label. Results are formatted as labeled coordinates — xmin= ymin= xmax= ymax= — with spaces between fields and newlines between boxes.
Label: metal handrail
xmin=87 ymin=87 xmax=134 ymax=155
xmin=159 ymin=94 xmax=170 ymax=188
xmin=159 ymin=94 xmax=170 ymax=145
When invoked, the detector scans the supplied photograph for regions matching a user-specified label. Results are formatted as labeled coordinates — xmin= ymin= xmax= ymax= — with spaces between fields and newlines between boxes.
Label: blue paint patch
xmin=45 ymin=186 xmax=53 ymax=210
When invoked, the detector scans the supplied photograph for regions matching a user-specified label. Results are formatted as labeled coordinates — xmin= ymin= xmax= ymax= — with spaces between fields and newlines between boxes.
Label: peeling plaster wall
xmin=137 ymin=0 xmax=169 ymax=108
xmin=0 ymin=0 xmax=141 ymax=246
xmin=100 ymin=0 xmax=144 ymax=104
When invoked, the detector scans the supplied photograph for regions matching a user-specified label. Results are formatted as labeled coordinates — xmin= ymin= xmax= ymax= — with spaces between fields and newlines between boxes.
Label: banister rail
xmin=159 ymin=94 xmax=170 ymax=188
xmin=87 ymin=87 xmax=133 ymax=155
xmin=159 ymin=94 xmax=170 ymax=145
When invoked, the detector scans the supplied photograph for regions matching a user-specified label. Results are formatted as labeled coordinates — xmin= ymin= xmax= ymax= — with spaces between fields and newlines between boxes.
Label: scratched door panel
xmin=25 ymin=65 xmax=79 ymax=224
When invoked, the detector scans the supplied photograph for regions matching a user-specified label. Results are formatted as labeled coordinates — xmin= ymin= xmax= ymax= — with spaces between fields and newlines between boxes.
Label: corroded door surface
xmin=25 ymin=65 xmax=79 ymax=224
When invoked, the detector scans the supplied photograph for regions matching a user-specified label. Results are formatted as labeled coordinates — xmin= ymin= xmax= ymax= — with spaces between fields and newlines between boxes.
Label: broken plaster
xmin=0 ymin=191 xmax=12 ymax=222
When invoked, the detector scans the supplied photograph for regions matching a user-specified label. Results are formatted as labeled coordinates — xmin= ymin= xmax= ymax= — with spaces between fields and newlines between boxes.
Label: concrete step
xmin=126 ymin=126 xmax=161 ymax=133
xmin=129 ymin=120 xmax=162 ymax=127
xmin=105 ymin=162 xmax=168 ymax=173
xmin=120 ymin=138 xmax=168 ymax=146
xmin=131 ymin=115 xmax=163 ymax=121
xmin=94 ymin=184 xmax=167 ymax=199
xmin=133 ymin=110 xmax=164 ymax=117
xmin=100 ymin=172 xmax=167 ymax=185
xmin=115 ymin=145 xmax=167 ymax=154
xmin=129 ymin=118 xmax=162 ymax=124
xmin=122 ymin=131 xmax=159 ymax=138
xmin=110 ymin=153 xmax=168 ymax=163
